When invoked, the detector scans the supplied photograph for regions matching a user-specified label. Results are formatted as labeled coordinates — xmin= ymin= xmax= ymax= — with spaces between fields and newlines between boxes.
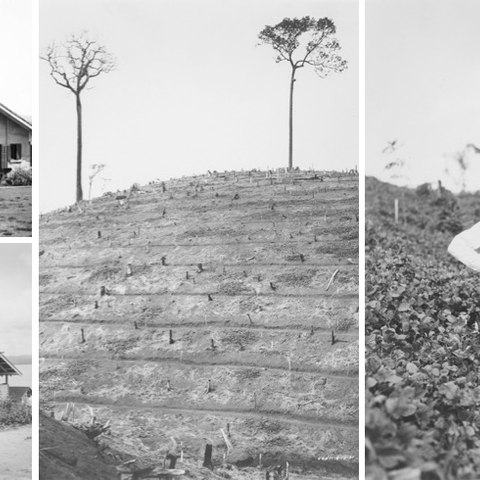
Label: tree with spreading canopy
xmin=258 ymin=17 xmax=347 ymax=170
xmin=42 ymin=32 xmax=115 ymax=203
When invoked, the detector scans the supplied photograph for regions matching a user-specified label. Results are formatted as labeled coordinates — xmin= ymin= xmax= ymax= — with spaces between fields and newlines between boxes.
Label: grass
xmin=0 ymin=186 xmax=32 ymax=237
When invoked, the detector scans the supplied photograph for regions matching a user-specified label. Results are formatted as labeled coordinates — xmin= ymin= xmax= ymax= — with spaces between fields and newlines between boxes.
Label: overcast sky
xmin=0 ymin=0 xmax=32 ymax=116
xmin=0 ymin=244 xmax=32 ymax=357
xmin=367 ymin=0 xmax=480 ymax=192
xmin=40 ymin=0 xmax=358 ymax=212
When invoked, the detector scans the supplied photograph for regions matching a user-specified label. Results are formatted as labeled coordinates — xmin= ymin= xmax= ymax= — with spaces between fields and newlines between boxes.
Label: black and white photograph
xmin=0 ymin=0 xmax=32 ymax=237
xmin=0 ymin=244 xmax=33 ymax=480
xmin=39 ymin=0 xmax=359 ymax=479
xmin=365 ymin=1 xmax=480 ymax=479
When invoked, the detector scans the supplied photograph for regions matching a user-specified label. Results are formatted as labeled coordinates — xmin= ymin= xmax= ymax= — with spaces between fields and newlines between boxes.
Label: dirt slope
xmin=40 ymin=170 xmax=359 ymax=478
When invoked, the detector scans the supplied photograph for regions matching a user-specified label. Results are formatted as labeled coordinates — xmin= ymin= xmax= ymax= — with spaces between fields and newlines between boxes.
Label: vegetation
xmin=0 ymin=398 xmax=32 ymax=427
xmin=6 ymin=166 xmax=32 ymax=186
xmin=0 ymin=186 xmax=32 ymax=236
xmin=258 ymin=17 xmax=347 ymax=170
xmin=366 ymin=177 xmax=480 ymax=479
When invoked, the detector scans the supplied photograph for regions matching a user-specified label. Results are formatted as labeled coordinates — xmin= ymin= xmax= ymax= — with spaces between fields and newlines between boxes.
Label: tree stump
xmin=203 ymin=444 xmax=213 ymax=470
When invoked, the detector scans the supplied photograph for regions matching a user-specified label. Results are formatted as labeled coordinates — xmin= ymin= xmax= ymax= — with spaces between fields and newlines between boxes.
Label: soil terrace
xmin=39 ymin=169 xmax=359 ymax=479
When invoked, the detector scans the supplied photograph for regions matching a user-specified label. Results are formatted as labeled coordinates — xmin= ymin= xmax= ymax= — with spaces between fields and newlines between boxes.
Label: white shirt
xmin=448 ymin=222 xmax=480 ymax=272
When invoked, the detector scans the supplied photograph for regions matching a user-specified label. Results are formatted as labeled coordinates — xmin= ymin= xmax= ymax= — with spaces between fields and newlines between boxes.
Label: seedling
xmin=205 ymin=380 xmax=212 ymax=394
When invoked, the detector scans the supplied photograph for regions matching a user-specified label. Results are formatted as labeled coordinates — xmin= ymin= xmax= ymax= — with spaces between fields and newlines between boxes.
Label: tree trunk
xmin=288 ymin=67 xmax=296 ymax=171
xmin=76 ymin=94 xmax=83 ymax=203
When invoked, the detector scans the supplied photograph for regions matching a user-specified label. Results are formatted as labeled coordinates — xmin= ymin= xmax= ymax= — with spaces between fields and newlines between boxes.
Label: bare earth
xmin=0 ymin=425 xmax=32 ymax=480
xmin=40 ymin=170 xmax=359 ymax=478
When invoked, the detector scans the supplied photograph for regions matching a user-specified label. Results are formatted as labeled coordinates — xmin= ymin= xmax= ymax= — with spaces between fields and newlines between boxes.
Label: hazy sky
xmin=0 ymin=0 xmax=32 ymax=115
xmin=40 ymin=0 xmax=359 ymax=212
xmin=0 ymin=244 xmax=32 ymax=357
xmin=367 ymin=0 xmax=480 ymax=192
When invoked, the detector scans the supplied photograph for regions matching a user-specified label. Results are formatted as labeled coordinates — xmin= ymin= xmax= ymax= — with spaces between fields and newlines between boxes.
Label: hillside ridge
xmin=40 ymin=169 xmax=359 ymax=479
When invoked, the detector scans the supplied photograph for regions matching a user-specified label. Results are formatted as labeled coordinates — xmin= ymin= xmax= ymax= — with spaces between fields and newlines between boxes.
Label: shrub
xmin=5 ymin=167 xmax=32 ymax=186
xmin=0 ymin=398 xmax=32 ymax=425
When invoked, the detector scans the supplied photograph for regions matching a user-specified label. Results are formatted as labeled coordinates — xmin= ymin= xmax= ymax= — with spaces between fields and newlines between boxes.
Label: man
xmin=448 ymin=222 xmax=480 ymax=272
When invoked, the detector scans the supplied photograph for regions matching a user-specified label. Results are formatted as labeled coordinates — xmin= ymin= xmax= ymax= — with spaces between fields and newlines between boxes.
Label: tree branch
xmin=41 ymin=32 xmax=115 ymax=96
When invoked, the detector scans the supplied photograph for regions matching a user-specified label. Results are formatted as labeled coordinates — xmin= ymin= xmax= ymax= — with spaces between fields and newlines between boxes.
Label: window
xmin=10 ymin=144 xmax=22 ymax=160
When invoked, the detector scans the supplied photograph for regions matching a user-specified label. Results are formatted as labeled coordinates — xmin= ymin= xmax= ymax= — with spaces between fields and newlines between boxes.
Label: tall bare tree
xmin=258 ymin=17 xmax=347 ymax=170
xmin=42 ymin=32 xmax=115 ymax=202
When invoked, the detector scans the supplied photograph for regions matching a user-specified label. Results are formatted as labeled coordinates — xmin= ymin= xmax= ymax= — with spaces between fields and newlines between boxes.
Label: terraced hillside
xmin=39 ymin=170 xmax=359 ymax=479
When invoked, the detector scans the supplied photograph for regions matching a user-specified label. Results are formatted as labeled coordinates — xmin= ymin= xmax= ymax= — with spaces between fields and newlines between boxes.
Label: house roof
xmin=0 ymin=102 xmax=32 ymax=131
xmin=0 ymin=352 xmax=22 ymax=377
xmin=9 ymin=387 xmax=31 ymax=402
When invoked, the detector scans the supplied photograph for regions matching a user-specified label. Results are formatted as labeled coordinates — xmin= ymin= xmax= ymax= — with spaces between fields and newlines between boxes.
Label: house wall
xmin=0 ymin=383 xmax=9 ymax=400
xmin=0 ymin=112 xmax=32 ymax=169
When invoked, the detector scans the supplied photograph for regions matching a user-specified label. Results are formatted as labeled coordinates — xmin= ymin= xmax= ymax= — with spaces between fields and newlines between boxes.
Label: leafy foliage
xmin=6 ymin=166 xmax=32 ymax=186
xmin=366 ymin=178 xmax=480 ymax=479
xmin=258 ymin=16 xmax=347 ymax=170
xmin=0 ymin=398 xmax=32 ymax=426
xmin=258 ymin=16 xmax=347 ymax=77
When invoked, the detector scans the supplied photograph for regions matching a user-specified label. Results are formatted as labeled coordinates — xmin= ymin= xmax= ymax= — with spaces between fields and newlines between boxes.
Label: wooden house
xmin=0 ymin=102 xmax=32 ymax=170
xmin=0 ymin=352 xmax=22 ymax=400
xmin=9 ymin=386 xmax=32 ymax=405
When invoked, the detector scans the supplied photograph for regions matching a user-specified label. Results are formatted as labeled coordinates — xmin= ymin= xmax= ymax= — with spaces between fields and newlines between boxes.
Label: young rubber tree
xmin=258 ymin=17 xmax=347 ymax=170
xmin=42 ymin=32 xmax=115 ymax=203
xmin=88 ymin=163 xmax=107 ymax=201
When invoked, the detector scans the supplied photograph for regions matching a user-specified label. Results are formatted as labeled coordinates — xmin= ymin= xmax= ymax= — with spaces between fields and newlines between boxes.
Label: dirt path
xmin=41 ymin=318 xmax=359 ymax=337
xmin=0 ymin=425 xmax=32 ymax=480
xmin=43 ymin=352 xmax=358 ymax=378
xmin=58 ymin=399 xmax=358 ymax=430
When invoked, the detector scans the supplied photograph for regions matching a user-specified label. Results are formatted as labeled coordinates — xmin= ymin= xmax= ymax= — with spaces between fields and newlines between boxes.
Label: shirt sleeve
xmin=448 ymin=222 xmax=480 ymax=272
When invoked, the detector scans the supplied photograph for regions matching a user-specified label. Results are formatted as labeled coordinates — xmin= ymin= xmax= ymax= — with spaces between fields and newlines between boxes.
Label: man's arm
xmin=448 ymin=222 xmax=480 ymax=272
